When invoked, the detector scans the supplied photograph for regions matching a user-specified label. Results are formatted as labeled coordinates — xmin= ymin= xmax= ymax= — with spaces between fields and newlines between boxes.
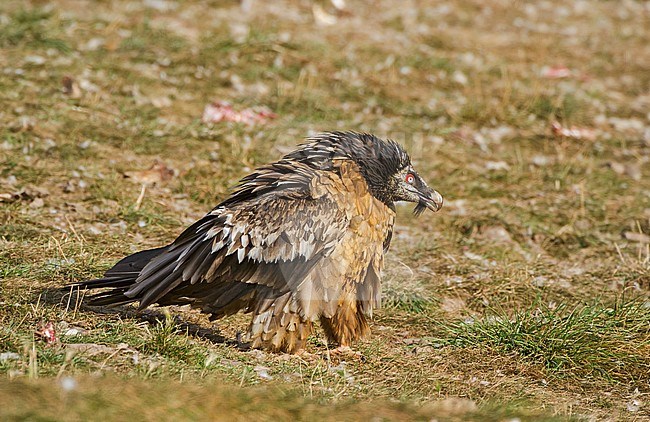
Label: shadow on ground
xmin=38 ymin=287 xmax=233 ymax=346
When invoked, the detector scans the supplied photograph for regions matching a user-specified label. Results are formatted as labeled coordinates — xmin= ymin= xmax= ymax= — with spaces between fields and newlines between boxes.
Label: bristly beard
xmin=413 ymin=202 xmax=427 ymax=216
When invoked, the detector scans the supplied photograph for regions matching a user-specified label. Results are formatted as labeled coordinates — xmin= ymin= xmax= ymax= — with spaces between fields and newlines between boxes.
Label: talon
xmin=327 ymin=346 xmax=364 ymax=361
xmin=235 ymin=331 xmax=251 ymax=350
xmin=294 ymin=349 xmax=318 ymax=360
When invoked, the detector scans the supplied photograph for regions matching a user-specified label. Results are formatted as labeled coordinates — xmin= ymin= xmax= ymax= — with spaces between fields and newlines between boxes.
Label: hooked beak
xmin=413 ymin=186 xmax=443 ymax=216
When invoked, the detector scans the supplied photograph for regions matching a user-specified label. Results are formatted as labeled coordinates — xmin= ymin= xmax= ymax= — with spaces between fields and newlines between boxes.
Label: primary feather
xmin=72 ymin=131 xmax=442 ymax=352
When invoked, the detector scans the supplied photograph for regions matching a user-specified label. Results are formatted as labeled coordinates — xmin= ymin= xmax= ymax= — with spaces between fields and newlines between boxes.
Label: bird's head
xmin=305 ymin=132 xmax=443 ymax=215
xmin=388 ymin=164 xmax=444 ymax=216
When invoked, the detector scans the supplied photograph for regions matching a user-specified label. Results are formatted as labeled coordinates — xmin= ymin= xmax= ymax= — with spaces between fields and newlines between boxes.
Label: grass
xmin=1 ymin=0 xmax=649 ymax=419
xmin=0 ymin=377 xmax=570 ymax=422
xmin=437 ymin=299 xmax=650 ymax=384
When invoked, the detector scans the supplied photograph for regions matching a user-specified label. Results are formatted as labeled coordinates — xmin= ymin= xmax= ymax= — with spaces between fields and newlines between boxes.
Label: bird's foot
xmin=293 ymin=349 xmax=318 ymax=360
xmin=326 ymin=345 xmax=365 ymax=362
xmin=235 ymin=331 xmax=251 ymax=351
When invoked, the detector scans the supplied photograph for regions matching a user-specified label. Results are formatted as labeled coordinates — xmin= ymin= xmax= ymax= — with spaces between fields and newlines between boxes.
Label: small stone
xmin=25 ymin=55 xmax=46 ymax=65
xmin=531 ymin=276 xmax=546 ymax=287
xmin=624 ymin=232 xmax=650 ymax=244
xmin=254 ymin=365 xmax=273 ymax=380
xmin=64 ymin=328 xmax=80 ymax=336
xmin=422 ymin=397 xmax=477 ymax=415
xmin=29 ymin=197 xmax=44 ymax=208
xmin=0 ymin=352 xmax=20 ymax=362
xmin=485 ymin=161 xmax=510 ymax=171
xmin=59 ymin=376 xmax=77 ymax=392
xmin=452 ymin=70 xmax=468 ymax=85
xmin=627 ymin=400 xmax=641 ymax=413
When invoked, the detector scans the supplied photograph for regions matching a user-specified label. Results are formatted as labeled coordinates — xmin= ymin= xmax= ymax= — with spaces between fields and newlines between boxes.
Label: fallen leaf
xmin=10 ymin=116 xmax=35 ymax=132
xmin=627 ymin=399 xmax=642 ymax=413
xmin=551 ymin=121 xmax=597 ymax=141
xmin=63 ymin=327 xmax=89 ymax=337
xmin=25 ymin=55 xmax=46 ymax=65
xmin=78 ymin=78 xmax=99 ymax=92
xmin=444 ymin=275 xmax=464 ymax=286
xmin=483 ymin=126 xmax=515 ymax=143
xmin=485 ymin=161 xmax=510 ymax=171
xmin=623 ymin=232 xmax=650 ymax=244
xmin=29 ymin=197 xmax=44 ymax=208
xmin=608 ymin=162 xmax=642 ymax=180
xmin=421 ymin=397 xmax=478 ymax=415
xmin=312 ymin=4 xmax=337 ymax=26
xmin=331 ymin=0 xmax=346 ymax=10
xmin=480 ymin=225 xmax=514 ymax=244
xmin=440 ymin=297 xmax=467 ymax=315
xmin=531 ymin=155 xmax=552 ymax=166
xmin=83 ymin=37 xmax=104 ymax=51
xmin=253 ymin=365 xmax=273 ymax=380
xmin=445 ymin=199 xmax=467 ymax=216
xmin=0 ymin=352 xmax=20 ymax=362
xmin=219 ymin=358 xmax=242 ymax=368
xmin=541 ymin=66 xmax=572 ymax=79
xmin=402 ymin=338 xmax=426 ymax=345
xmin=201 ymin=101 xmax=277 ymax=125
xmin=247 ymin=349 xmax=266 ymax=360
xmin=452 ymin=70 xmax=468 ymax=85
xmin=150 ymin=96 xmax=172 ymax=108
xmin=463 ymin=251 xmax=484 ymax=261
xmin=229 ymin=23 xmax=250 ymax=43
xmin=142 ymin=0 xmax=177 ymax=11
xmin=608 ymin=117 xmax=645 ymax=133
xmin=62 ymin=76 xmax=82 ymax=98
xmin=65 ymin=343 xmax=115 ymax=356
xmin=124 ymin=160 xmax=175 ymax=185
xmin=0 ymin=185 xmax=50 ymax=203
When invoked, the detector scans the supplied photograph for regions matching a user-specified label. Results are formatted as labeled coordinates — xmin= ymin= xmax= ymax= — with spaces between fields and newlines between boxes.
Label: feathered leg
xmin=319 ymin=300 xmax=370 ymax=347
xmin=245 ymin=292 xmax=314 ymax=353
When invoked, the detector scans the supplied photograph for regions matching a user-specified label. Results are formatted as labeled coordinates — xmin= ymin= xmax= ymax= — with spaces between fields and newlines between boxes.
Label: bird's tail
xmin=68 ymin=246 xmax=168 ymax=306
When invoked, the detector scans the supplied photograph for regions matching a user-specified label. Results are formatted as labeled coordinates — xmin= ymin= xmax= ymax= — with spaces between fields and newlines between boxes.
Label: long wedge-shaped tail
xmin=70 ymin=246 xmax=169 ymax=306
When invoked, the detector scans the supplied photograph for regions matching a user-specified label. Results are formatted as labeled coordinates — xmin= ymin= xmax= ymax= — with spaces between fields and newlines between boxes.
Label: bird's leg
xmin=319 ymin=306 xmax=369 ymax=361
xmin=326 ymin=343 xmax=365 ymax=361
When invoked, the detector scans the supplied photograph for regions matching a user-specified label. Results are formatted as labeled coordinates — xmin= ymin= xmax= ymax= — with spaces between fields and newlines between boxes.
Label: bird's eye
xmin=405 ymin=173 xmax=415 ymax=184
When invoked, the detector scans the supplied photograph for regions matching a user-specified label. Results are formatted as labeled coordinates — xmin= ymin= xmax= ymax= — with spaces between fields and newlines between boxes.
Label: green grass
xmin=140 ymin=314 xmax=207 ymax=365
xmin=1 ymin=0 xmax=649 ymax=419
xmin=437 ymin=299 xmax=650 ymax=383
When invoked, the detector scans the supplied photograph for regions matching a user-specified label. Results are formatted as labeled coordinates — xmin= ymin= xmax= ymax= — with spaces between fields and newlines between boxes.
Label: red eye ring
xmin=405 ymin=173 xmax=415 ymax=184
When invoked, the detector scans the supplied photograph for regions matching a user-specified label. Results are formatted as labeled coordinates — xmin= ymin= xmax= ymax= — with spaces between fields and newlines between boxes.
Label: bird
xmin=71 ymin=131 xmax=443 ymax=354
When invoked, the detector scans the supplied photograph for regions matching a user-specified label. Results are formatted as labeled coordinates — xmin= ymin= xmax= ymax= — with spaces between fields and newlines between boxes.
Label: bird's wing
xmin=124 ymin=162 xmax=351 ymax=314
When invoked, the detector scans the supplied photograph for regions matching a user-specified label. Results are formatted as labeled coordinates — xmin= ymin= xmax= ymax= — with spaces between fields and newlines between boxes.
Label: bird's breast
xmin=317 ymin=159 xmax=396 ymax=284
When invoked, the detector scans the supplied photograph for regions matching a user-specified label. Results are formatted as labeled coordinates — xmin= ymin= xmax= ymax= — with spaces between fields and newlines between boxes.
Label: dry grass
xmin=1 ymin=0 xmax=649 ymax=420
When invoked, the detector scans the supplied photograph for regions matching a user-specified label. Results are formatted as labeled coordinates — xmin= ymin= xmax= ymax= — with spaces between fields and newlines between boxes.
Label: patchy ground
xmin=1 ymin=0 xmax=649 ymax=420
